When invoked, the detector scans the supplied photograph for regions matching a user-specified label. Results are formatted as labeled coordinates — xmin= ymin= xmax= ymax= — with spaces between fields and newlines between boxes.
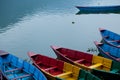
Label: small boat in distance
xmin=27 ymin=52 xmax=101 ymax=80
xmin=94 ymin=41 xmax=120 ymax=62
xmin=99 ymin=28 xmax=120 ymax=48
xmin=76 ymin=5 xmax=120 ymax=13
xmin=51 ymin=45 xmax=120 ymax=80
xmin=0 ymin=50 xmax=47 ymax=80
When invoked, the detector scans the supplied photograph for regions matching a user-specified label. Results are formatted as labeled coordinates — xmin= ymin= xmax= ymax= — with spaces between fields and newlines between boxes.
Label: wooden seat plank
xmin=12 ymin=74 xmax=32 ymax=80
xmin=44 ymin=66 xmax=57 ymax=71
xmin=56 ymin=72 xmax=72 ymax=77
xmin=88 ymin=63 xmax=102 ymax=69
xmin=5 ymin=68 xmax=23 ymax=73
xmin=74 ymin=59 xmax=85 ymax=63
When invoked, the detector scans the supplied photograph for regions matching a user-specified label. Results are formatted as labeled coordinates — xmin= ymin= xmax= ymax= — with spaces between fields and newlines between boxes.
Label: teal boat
xmin=0 ymin=50 xmax=47 ymax=80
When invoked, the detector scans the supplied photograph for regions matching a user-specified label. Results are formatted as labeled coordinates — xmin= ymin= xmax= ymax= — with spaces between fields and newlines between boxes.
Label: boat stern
xmin=50 ymin=45 xmax=61 ymax=50
xmin=27 ymin=51 xmax=37 ymax=57
xmin=0 ymin=50 xmax=9 ymax=56
xmin=94 ymin=41 xmax=103 ymax=46
xmin=99 ymin=28 xmax=105 ymax=32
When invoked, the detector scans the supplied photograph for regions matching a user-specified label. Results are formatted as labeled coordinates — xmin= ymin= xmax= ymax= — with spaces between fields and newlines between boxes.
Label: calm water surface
xmin=0 ymin=0 xmax=120 ymax=59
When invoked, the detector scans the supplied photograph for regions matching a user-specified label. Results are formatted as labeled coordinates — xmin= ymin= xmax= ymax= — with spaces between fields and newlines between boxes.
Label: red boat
xmin=27 ymin=52 xmax=100 ymax=80
xmin=51 ymin=46 xmax=104 ymax=70
xmin=51 ymin=45 xmax=120 ymax=80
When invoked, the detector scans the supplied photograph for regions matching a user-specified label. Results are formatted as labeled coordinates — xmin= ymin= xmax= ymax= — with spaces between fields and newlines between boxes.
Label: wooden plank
xmin=88 ymin=63 xmax=102 ymax=69
xmin=44 ymin=66 xmax=57 ymax=71
xmin=3 ymin=62 xmax=10 ymax=65
xmin=108 ymin=40 xmax=120 ymax=43
xmin=74 ymin=59 xmax=85 ymax=63
xmin=12 ymin=74 xmax=32 ymax=80
xmin=5 ymin=68 xmax=23 ymax=73
xmin=56 ymin=72 xmax=72 ymax=77
xmin=36 ymin=61 xmax=41 ymax=64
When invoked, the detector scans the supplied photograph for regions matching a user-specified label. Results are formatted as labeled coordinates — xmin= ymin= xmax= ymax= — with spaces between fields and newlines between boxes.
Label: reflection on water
xmin=0 ymin=0 xmax=90 ymax=33
xmin=0 ymin=0 xmax=120 ymax=59
xmin=0 ymin=0 xmax=120 ymax=33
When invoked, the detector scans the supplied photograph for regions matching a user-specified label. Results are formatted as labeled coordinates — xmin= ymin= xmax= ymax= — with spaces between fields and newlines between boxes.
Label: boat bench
xmin=44 ymin=66 xmax=57 ymax=71
xmin=74 ymin=59 xmax=85 ymax=63
xmin=5 ymin=68 xmax=23 ymax=73
xmin=88 ymin=63 xmax=102 ymax=69
xmin=108 ymin=40 xmax=120 ymax=43
xmin=3 ymin=62 xmax=11 ymax=65
xmin=36 ymin=61 xmax=41 ymax=64
xmin=12 ymin=74 xmax=32 ymax=80
xmin=56 ymin=72 xmax=72 ymax=77
xmin=104 ymin=36 xmax=109 ymax=38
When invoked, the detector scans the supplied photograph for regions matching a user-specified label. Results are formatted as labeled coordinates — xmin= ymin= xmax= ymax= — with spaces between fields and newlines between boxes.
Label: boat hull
xmin=91 ymin=69 xmax=120 ymax=80
xmin=76 ymin=5 xmax=120 ymax=13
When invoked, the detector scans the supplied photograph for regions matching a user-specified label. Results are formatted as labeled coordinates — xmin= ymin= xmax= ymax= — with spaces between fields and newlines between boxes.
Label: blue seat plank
xmin=5 ymin=68 xmax=23 ymax=73
xmin=11 ymin=74 xmax=32 ymax=80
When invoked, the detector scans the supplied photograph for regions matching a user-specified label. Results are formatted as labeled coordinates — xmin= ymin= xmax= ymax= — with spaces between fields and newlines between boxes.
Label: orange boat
xmin=27 ymin=52 xmax=100 ymax=80
xmin=51 ymin=45 xmax=120 ymax=80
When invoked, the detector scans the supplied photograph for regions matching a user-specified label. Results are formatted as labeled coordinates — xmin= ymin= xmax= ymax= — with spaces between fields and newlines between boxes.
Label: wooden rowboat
xmin=99 ymin=28 xmax=120 ymax=48
xmin=51 ymin=45 xmax=120 ymax=80
xmin=0 ymin=50 xmax=47 ymax=80
xmin=76 ymin=5 xmax=120 ymax=13
xmin=27 ymin=52 xmax=100 ymax=80
xmin=94 ymin=41 xmax=120 ymax=62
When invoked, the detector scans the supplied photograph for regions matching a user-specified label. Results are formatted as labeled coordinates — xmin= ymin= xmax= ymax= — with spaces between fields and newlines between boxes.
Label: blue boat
xmin=0 ymin=71 xmax=6 ymax=80
xmin=99 ymin=28 xmax=120 ymax=48
xmin=76 ymin=5 xmax=120 ymax=13
xmin=94 ymin=41 xmax=120 ymax=62
xmin=0 ymin=50 xmax=47 ymax=80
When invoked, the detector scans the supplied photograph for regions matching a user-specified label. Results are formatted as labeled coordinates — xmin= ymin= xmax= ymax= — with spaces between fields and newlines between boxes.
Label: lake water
xmin=0 ymin=0 xmax=120 ymax=59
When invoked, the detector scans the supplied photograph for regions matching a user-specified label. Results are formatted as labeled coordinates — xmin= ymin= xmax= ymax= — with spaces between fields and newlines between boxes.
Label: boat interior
xmin=31 ymin=54 xmax=80 ymax=80
xmin=56 ymin=48 xmax=113 ymax=71
xmin=0 ymin=54 xmax=34 ymax=80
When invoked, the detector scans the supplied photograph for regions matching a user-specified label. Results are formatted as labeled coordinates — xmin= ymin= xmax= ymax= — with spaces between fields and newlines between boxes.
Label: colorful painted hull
xmin=51 ymin=45 xmax=120 ymax=80
xmin=76 ymin=5 xmax=120 ymax=13
xmin=0 ymin=50 xmax=47 ymax=80
xmin=99 ymin=28 xmax=120 ymax=48
xmin=27 ymin=52 xmax=100 ymax=80
xmin=94 ymin=41 xmax=120 ymax=62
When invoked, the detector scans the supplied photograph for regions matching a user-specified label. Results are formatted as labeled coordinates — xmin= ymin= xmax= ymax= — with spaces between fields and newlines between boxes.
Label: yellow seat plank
xmin=88 ymin=63 xmax=102 ymax=69
xmin=56 ymin=72 xmax=72 ymax=77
